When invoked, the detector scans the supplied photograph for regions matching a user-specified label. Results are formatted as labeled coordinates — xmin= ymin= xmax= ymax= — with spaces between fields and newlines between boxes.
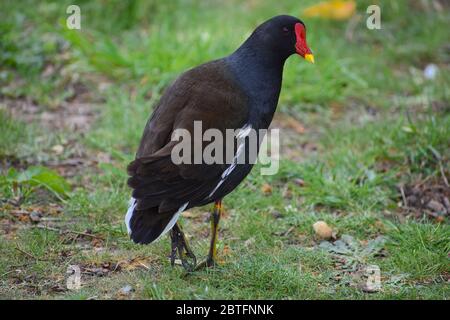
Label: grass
xmin=0 ymin=0 xmax=449 ymax=299
xmin=0 ymin=111 xmax=28 ymax=158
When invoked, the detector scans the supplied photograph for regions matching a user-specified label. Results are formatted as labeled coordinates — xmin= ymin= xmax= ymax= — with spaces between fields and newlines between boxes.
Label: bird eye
xmin=282 ymin=27 xmax=289 ymax=33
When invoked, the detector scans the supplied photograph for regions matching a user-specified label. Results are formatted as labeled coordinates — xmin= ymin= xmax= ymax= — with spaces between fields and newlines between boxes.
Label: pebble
xmin=119 ymin=285 xmax=134 ymax=296
xmin=423 ymin=64 xmax=438 ymax=80
xmin=427 ymin=200 xmax=445 ymax=213
xmin=313 ymin=221 xmax=333 ymax=240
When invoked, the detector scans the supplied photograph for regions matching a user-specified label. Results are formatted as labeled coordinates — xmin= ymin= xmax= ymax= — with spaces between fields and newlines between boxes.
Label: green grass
xmin=0 ymin=111 xmax=27 ymax=158
xmin=0 ymin=0 xmax=449 ymax=299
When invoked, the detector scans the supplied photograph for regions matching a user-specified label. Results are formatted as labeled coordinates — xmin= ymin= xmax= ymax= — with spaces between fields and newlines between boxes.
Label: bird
xmin=125 ymin=15 xmax=314 ymax=271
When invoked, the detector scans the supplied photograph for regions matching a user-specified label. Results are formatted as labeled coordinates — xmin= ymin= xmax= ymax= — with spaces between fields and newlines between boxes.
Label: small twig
xmin=7 ymin=263 xmax=30 ymax=269
xmin=138 ymin=261 xmax=150 ymax=270
xmin=40 ymin=217 xmax=63 ymax=222
xmin=15 ymin=245 xmax=49 ymax=261
xmin=113 ymin=262 xmax=123 ymax=272
xmin=438 ymin=161 xmax=449 ymax=187
xmin=415 ymin=175 xmax=432 ymax=189
xmin=427 ymin=145 xmax=449 ymax=187
xmin=35 ymin=225 xmax=103 ymax=239
xmin=1 ymin=270 xmax=17 ymax=277
xmin=113 ymin=256 xmax=153 ymax=272
xmin=400 ymin=185 xmax=408 ymax=208
xmin=282 ymin=226 xmax=295 ymax=237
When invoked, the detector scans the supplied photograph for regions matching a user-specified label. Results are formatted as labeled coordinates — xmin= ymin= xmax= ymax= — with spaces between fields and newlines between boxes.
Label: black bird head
xmin=245 ymin=15 xmax=314 ymax=64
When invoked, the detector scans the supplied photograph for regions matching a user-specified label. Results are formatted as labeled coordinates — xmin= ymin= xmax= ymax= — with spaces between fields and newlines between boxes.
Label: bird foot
xmin=170 ymin=228 xmax=197 ymax=272
xmin=194 ymin=258 xmax=217 ymax=271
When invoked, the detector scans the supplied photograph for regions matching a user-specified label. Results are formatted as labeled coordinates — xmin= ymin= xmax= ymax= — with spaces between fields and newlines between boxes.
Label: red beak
xmin=295 ymin=23 xmax=314 ymax=63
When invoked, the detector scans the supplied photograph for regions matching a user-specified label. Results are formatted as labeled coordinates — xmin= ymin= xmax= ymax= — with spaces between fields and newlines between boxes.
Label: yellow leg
xmin=195 ymin=199 xmax=222 ymax=270
xmin=207 ymin=200 xmax=222 ymax=265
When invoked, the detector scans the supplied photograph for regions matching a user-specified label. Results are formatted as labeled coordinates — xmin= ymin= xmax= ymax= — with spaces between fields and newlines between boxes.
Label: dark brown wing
xmin=127 ymin=60 xmax=249 ymax=241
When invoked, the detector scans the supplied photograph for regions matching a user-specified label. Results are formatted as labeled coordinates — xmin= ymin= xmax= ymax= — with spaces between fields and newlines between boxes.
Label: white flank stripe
xmin=208 ymin=179 xmax=225 ymax=198
xmin=237 ymin=124 xmax=252 ymax=139
xmin=125 ymin=197 xmax=137 ymax=234
xmin=208 ymin=125 xmax=250 ymax=199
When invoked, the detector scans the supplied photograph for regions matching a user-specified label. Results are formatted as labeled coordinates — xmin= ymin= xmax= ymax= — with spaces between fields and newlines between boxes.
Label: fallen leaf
xmin=319 ymin=235 xmax=387 ymax=271
xmin=222 ymin=245 xmax=232 ymax=256
xmin=51 ymin=145 xmax=64 ymax=155
xmin=282 ymin=186 xmax=292 ymax=199
xmin=181 ymin=211 xmax=194 ymax=218
xmin=285 ymin=116 xmax=306 ymax=134
xmin=303 ymin=0 xmax=356 ymax=20
xmin=118 ymin=256 xmax=154 ymax=271
xmin=261 ymin=183 xmax=273 ymax=195
xmin=91 ymin=237 xmax=104 ymax=248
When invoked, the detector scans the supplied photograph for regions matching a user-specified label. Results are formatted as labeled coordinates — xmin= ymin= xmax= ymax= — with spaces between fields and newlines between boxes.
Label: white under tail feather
xmin=124 ymin=198 xmax=188 ymax=241
xmin=154 ymin=202 xmax=189 ymax=241
xmin=125 ymin=197 xmax=137 ymax=234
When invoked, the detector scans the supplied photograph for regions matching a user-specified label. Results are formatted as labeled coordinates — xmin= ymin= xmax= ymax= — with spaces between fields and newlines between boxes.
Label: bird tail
xmin=125 ymin=198 xmax=186 ymax=244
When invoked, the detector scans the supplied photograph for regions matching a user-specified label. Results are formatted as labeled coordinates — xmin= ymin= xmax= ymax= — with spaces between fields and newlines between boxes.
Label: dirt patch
xmin=398 ymin=177 xmax=450 ymax=221
xmin=410 ymin=0 xmax=450 ymax=12
xmin=330 ymin=98 xmax=380 ymax=124
xmin=0 ymin=74 xmax=107 ymax=178
xmin=42 ymin=138 xmax=110 ymax=179
xmin=318 ymin=235 xmax=388 ymax=293
xmin=8 ymin=271 xmax=67 ymax=296
xmin=79 ymin=256 xmax=159 ymax=278
xmin=271 ymin=113 xmax=319 ymax=162
xmin=0 ymin=100 xmax=111 ymax=179
xmin=391 ymin=96 xmax=450 ymax=121
xmin=0 ymin=202 xmax=64 ymax=239
xmin=0 ymin=155 xmax=29 ymax=172
xmin=0 ymin=97 xmax=98 ymax=133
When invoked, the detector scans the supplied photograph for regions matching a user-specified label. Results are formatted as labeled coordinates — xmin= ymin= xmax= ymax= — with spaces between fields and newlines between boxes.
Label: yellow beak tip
xmin=305 ymin=54 xmax=315 ymax=64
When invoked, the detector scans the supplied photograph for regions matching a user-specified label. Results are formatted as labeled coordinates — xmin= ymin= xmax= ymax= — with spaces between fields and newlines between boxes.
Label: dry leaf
xmin=282 ymin=186 xmax=292 ymax=199
xmin=261 ymin=183 xmax=273 ymax=195
xmin=181 ymin=211 xmax=194 ymax=218
xmin=222 ymin=245 xmax=232 ymax=256
xmin=285 ymin=116 xmax=306 ymax=134
xmin=119 ymin=256 xmax=153 ymax=271
xmin=51 ymin=144 xmax=64 ymax=155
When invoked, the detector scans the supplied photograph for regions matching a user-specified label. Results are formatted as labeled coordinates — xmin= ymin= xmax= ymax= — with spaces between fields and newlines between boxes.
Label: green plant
xmin=0 ymin=166 xmax=71 ymax=201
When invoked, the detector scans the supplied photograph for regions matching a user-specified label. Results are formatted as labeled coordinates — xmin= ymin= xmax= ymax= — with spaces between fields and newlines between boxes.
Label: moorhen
xmin=126 ymin=15 xmax=314 ymax=271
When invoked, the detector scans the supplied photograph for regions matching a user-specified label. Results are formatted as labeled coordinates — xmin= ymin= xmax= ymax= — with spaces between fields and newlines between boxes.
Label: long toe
xmin=180 ymin=249 xmax=197 ymax=272
xmin=194 ymin=258 xmax=216 ymax=271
